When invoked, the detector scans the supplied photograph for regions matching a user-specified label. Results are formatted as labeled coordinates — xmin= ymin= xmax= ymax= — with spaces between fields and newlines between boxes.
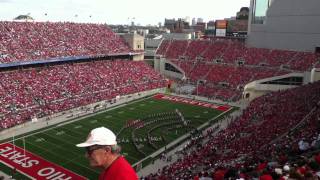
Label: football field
xmin=0 ymin=94 xmax=233 ymax=179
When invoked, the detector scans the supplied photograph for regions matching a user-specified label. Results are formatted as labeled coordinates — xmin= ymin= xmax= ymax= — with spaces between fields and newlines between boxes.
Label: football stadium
xmin=1 ymin=0 xmax=320 ymax=179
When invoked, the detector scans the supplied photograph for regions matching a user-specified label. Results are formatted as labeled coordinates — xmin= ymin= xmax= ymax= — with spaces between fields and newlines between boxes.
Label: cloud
xmin=0 ymin=0 xmax=14 ymax=3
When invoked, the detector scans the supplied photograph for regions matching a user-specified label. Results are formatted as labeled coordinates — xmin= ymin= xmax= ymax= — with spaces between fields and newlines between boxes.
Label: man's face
xmin=85 ymin=145 xmax=109 ymax=167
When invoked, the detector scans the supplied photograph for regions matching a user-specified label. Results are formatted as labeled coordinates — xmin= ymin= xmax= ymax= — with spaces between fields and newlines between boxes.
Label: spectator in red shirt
xmin=77 ymin=127 xmax=138 ymax=180
xmin=259 ymin=173 xmax=273 ymax=180
xmin=314 ymin=153 xmax=320 ymax=165
xmin=213 ymin=168 xmax=227 ymax=180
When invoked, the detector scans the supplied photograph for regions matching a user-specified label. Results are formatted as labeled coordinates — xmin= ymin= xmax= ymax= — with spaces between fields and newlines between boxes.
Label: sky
xmin=0 ymin=0 xmax=250 ymax=26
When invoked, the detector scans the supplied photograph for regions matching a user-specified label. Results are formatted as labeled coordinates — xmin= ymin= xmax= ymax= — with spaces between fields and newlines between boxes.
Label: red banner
xmin=0 ymin=143 xmax=87 ymax=180
xmin=153 ymin=94 xmax=231 ymax=112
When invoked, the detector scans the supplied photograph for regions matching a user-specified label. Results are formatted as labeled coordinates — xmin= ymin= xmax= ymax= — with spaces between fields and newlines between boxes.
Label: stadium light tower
xmin=127 ymin=17 xmax=135 ymax=26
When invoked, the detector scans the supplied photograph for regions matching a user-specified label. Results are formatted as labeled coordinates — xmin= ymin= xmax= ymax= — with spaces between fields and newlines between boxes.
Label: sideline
xmin=2 ymin=91 xmax=160 ymax=143
xmin=0 ymin=88 xmax=164 ymax=142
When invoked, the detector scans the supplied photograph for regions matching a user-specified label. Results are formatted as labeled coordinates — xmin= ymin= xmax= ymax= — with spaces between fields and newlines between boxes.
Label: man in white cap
xmin=77 ymin=127 xmax=138 ymax=180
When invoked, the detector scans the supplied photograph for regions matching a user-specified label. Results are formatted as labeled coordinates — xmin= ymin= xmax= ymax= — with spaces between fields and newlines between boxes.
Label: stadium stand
xmin=0 ymin=21 xmax=130 ymax=63
xmin=156 ymin=39 xmax=319 ymax=101
xmin=146 ymin=80 xmax=320 ymax=179
xmin=0 ymin=21 xmax=167 ymax=129
xmin=0 ymin=60 xmax=165 ymax=129
xmin=168 ymin=59 xmax=290 ymax=101
xmin=156 ymin=39 xmax=319 ymax=71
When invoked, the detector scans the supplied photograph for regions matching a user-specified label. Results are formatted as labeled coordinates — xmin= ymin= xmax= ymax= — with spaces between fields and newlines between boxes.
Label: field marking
xmin=90 ymin=119 xmax=98 ymax=124
xmin=35 ymin=137 xmax=46 ymax=142
xmin=55 ymin=130 xmax=65 ymax=136
xmin=58 ymin=126 xmax=89 ymax=139
xmin=23 ymin=140 xmax=99 ymax=176
xmin=74 ymin=125 xmax=82 ymax=129
xmin=24 ymin=138 xmax=71 ymax=160
xmin=33 ymin=133 xmax=80 ymax=157
xmin=105 ymin=115 xmax=112 ymax=118
xmin=0 ymin=160 xmax=36 ymax=180
xmin=28 ymin=133 xmax=101 ymax=175
xmin=77 ymin=115 xmax=119 ymax=129
xmin=27 ymin=128 xmax=83 ymax=150
xmin=129 ymin=107 xmax=135 ymax=110
xmin=61 ymin=156 xmax=100 ymax=174
xmin=49 ymin=128 xmax=86 ymax=145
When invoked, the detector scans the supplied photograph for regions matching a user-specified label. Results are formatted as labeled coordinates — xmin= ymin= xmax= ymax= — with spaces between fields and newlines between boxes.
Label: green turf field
xmin=1 ymin=96 xmax=232 ymax=179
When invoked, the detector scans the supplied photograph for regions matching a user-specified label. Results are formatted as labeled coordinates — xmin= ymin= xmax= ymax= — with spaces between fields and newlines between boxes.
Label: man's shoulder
xmin=106 ymin=156 xmax=138 ymax=179
xmin=116 ymin=156 xmax=133 ymax=168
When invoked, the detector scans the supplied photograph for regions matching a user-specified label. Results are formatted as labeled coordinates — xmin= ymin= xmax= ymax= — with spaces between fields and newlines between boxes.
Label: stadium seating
xmin=185 ymin=40 xmax=209 ymax=60
xmin=165 ymin=40 xmax=189 ymax=59
xmin=156 ymin=40 xmax=170 ymax=56
xmin=157 ymin=39 xmax=319 ymax=101
xmin=146 ymin=81 xmax=320 ymax=179
xmin=0 ymin=21 xmax=130 ymax=63
xmin=156 ymin=39 xmax=318 ymax=71
xmin=0 ymin=60 xmax=165 ymax=129
xmin=168 ymin=59 xmax=290 ymax=101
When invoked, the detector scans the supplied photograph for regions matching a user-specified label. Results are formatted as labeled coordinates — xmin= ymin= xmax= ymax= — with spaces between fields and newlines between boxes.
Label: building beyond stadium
xmin=248 ymin=0 xmax=320 ymax=52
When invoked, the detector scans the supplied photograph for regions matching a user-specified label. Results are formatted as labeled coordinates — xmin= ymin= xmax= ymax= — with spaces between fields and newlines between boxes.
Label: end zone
xmin=0 ymin=143 xmax=87 ymax=180
xmin=153 ymin=94 xmax=231 ymax=112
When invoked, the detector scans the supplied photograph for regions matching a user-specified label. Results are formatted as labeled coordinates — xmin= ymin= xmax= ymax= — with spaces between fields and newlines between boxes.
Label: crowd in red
xmin=157 ymin=39 xmax=319 ymax=101
xmin=0 ymin=21 xmax=131 ymax=63
xmin=156 ymin=39 xmax=318 ymax=71
xmin=170 ymin=59 xmax=289 ymax=101
xmin=146 ymin=81 xmax=320 ymax=180
xmin=0 ymin=60 xmax=165 ymax=129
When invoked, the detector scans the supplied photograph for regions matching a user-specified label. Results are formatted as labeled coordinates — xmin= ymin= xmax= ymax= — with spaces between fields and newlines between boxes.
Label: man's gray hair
xmin=110 ymin=144 xmax=121 ymax=154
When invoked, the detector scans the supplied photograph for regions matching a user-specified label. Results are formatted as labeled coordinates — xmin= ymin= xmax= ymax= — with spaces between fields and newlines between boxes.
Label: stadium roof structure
xmin=0 ymin=52 xmax=142 ymax=69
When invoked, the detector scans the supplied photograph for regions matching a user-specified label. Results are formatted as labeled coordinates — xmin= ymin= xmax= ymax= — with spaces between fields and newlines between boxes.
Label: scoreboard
xmin=215 ymin=20 xmax=228 ymax=37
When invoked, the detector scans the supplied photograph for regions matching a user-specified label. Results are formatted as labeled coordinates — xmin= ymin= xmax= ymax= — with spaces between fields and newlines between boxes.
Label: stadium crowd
xmin=156 ymin=39 xmax=319 ymax=71
xmin=0 ymin=60 xmax=165 ymax=129
xmin=145 ymin=81 xmax=320 ymax=179
xmin=170 ymin=59 xmax=289 ymax=101
xmin=0 ymin=21 xmax=131 ymax=63
xmin=157 ymin=39 xmax=319 ymax=101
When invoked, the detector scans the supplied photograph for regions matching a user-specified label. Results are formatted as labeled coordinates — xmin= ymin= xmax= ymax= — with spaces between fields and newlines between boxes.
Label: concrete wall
xmin=248 ymin=0 xmax=320 ymax=52
xmin=311 ymin=68 xmax=320 ymax=82
xmin=243 ymin=72 xmax=306 ymax=101
xmin=144 ymin=39 xmax=162 ymax=60
xmin=153 ymin=57 xmax=185 ymax=79
xmin=122 ymin=33 xmax=145 ymax=51
xmin=154 ymin=56 xmax=161 ymax=72
xmin=145 ymin=39 xmax=162 ymax=49
xmin=160 ymin=59 xmax=184 ymax=79
xmin=133 ymin=54 xmax=144 ymax=61
xmin=121 ymin=33 xmax=145 ymax=60
xmin=162 ymin=33 xmax=191 ymax=40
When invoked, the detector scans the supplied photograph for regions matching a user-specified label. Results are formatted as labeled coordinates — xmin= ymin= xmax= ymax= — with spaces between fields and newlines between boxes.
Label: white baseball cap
xmin=76 ymin=127 xmax=117 ymax=147
xmin=283 ymin=165 xmax=290 ymax=172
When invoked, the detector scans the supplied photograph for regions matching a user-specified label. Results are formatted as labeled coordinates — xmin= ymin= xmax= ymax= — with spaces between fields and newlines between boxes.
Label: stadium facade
xmin=247 ymin=0 xmax=320 ymax=52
